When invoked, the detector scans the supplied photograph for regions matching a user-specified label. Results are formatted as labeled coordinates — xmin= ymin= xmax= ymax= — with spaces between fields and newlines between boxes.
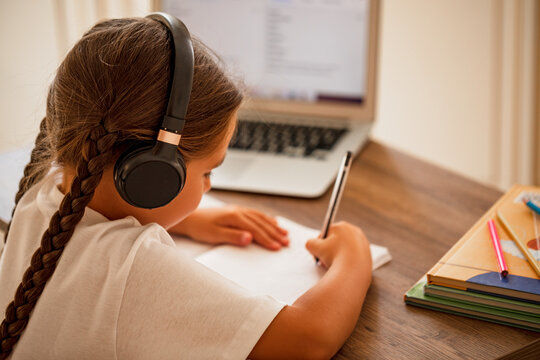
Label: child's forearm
xmin=168 ymin=219 xmax=189 ymax=236
xmin=250 ymin=257 xmax=371 ymax=359
xmin=292 ymin=256 xmax=371 ymax=353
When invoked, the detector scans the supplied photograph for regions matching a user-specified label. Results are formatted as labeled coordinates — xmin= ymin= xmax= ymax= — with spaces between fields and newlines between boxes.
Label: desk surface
xmin=210 ymin=140 xmax=538 ymax=359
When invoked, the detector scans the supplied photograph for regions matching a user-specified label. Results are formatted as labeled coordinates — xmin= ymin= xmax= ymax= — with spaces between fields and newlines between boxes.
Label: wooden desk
xmin=209 ymin=140 xmax=538 ymax=359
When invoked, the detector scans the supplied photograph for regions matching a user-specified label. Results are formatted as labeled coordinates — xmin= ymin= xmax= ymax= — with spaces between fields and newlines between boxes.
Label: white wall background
xmin=0 ymin=0 xmax=151 ymax=153
xmin=0 ymin=0 xmax=538 ymax=191
xmin=0 ymin=1 xmax=59 ymax=152
xmin=371 ymin=0 xmax=538 ymax=190
xmin=372 ymin=0 xmax=495 ymax=184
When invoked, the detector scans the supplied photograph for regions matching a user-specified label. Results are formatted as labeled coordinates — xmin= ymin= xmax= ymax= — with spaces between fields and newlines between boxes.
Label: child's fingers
xmin=217 ymin=227 xmax=253 ymax=246
xmin=248 ymin=209 xmax=278 ymax=225
xmin=246 ymin=211 xmax=289 ymax=244
xmin=244 ymin=212 xmax=289 ymax=247
xmin=248 ymin=210 xmax=288 ymax=236
xmin=226 ymin=213 xmax=282 ymax=250
xmin=221 ymin=208 xmax=286 ymax=250
xmin=305 ymin=237 xmax=329 ymax=268
xmin=305 ymin=237 xmax=324 ymax=256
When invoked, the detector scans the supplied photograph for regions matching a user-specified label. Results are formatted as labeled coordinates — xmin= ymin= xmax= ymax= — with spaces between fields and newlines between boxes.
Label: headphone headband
xmin=146 ymin=12 xmax=194 ymax=134
xmin=114 ymin=13 xmax=193 ymax=209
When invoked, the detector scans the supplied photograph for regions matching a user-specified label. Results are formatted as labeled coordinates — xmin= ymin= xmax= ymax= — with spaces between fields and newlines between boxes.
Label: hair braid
xmin=0 ymin=123 xmax=118 ymax=359
xmin=4 ymin=117 xmax=52 ymax=243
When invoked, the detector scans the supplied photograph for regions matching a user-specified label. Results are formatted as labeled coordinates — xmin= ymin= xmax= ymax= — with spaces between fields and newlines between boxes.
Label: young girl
xmin=0 ymin=15 xmax=372 ymax=359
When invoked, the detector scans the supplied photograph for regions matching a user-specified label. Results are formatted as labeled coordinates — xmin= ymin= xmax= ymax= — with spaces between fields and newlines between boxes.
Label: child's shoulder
xmin=74 ymin=215 xmax=175 ymax=263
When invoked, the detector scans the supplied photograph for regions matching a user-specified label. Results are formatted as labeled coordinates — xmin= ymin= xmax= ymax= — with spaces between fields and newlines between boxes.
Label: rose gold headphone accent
xmin=157 ymin=130 xmax=182 ymax=145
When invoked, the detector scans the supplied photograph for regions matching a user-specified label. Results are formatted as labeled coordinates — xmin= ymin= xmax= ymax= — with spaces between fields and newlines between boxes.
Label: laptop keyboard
xmin=230 ymin=120 xmax=349 ymax=159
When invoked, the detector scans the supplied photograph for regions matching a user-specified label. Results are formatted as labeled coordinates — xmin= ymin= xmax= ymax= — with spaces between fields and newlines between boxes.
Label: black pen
xmin=316 ymin=151 xmax=353 ymax=264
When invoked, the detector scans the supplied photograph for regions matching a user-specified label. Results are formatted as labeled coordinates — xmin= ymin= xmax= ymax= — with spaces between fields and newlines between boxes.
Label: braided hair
xmin=0 ymin=17 xmax=242 ymax=358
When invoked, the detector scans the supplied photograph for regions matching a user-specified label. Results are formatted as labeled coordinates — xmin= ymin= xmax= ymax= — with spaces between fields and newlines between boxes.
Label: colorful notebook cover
xmin=405 ymin=277 xmax=540 ymax=332
xmin=426 ymin=185 xmax=540 ymax=303
xmin=497 ymin=190 xmax=540 ymax=277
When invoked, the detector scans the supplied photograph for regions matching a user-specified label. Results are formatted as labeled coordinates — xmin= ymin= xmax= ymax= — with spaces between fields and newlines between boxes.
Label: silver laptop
xmin=158 ymin=0 xmax=379 ymax=198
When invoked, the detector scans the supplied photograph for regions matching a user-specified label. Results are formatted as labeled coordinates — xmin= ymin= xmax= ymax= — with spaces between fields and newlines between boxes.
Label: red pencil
xmin=487 ymin=219 xmax=509 ymax=277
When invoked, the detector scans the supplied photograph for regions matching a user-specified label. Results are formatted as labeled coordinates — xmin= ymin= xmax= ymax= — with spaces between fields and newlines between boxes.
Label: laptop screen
xmin=160 ymin=0 xmax=371 ymax=105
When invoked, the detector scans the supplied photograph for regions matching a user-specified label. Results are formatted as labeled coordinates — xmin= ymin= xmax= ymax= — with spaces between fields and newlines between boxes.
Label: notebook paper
xmin=174 ymin=195 xmax=391 ymax=304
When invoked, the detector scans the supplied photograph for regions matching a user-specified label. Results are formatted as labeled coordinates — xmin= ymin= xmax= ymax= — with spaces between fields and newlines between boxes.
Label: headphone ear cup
xmin=176 ymin=151 xmax=187 ymax=183
xmin=114 ymin=143 xmax=186 ymax=209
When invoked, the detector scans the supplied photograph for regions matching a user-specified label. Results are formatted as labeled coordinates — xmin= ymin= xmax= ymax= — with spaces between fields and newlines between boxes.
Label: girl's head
xmin=0 ymin=16 xmax=242 ymax=357
xmin=52 ymin=16 xmax=241 ymax=167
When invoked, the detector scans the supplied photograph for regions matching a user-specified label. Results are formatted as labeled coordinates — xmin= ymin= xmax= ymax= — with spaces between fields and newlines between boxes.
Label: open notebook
xmin=174 ymin=195 xmax=391 ymax=304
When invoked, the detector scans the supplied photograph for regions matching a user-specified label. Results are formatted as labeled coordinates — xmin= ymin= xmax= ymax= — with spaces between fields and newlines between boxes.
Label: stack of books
xmin=405 ymin=185 xmax=540 ymax=332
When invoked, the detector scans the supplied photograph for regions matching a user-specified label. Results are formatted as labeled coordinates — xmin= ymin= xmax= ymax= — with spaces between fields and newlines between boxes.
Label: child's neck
xmin=58 ymin=166 xmax=186 ymax=230
xmin=59 ymin=166 xmax=123 ymax=221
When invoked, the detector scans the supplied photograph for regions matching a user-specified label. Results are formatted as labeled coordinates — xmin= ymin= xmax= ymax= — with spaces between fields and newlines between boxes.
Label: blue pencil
xmin=523 ymin=199 xmax=540 ymax=216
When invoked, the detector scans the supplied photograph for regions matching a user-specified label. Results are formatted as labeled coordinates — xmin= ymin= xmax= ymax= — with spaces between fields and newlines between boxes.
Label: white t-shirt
xmin=0 ymin=172 xmax=284 ymax=359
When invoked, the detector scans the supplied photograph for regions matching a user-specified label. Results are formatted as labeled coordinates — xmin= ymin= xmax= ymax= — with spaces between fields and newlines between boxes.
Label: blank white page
xmin=193 ymin=215 xmax=391 ymax=304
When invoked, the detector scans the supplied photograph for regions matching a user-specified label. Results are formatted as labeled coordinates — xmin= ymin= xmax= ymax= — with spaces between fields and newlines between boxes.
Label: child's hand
xmin=171 ymin=206 xmax=289 ymax=250
xmin=250 ymin=221 xmax=372 ymax=359
xmin=305 ymin=221 xmax=372 ymax=271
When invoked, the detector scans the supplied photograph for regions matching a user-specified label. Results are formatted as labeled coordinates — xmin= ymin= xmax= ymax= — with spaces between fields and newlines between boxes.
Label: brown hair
xmin=0 ymin=17 xmax=242 ymax=358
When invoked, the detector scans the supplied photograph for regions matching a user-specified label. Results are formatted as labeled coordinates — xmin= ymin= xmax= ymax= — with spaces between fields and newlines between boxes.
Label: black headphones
xmin=114 ymin=13 xmax=194 ymax=209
